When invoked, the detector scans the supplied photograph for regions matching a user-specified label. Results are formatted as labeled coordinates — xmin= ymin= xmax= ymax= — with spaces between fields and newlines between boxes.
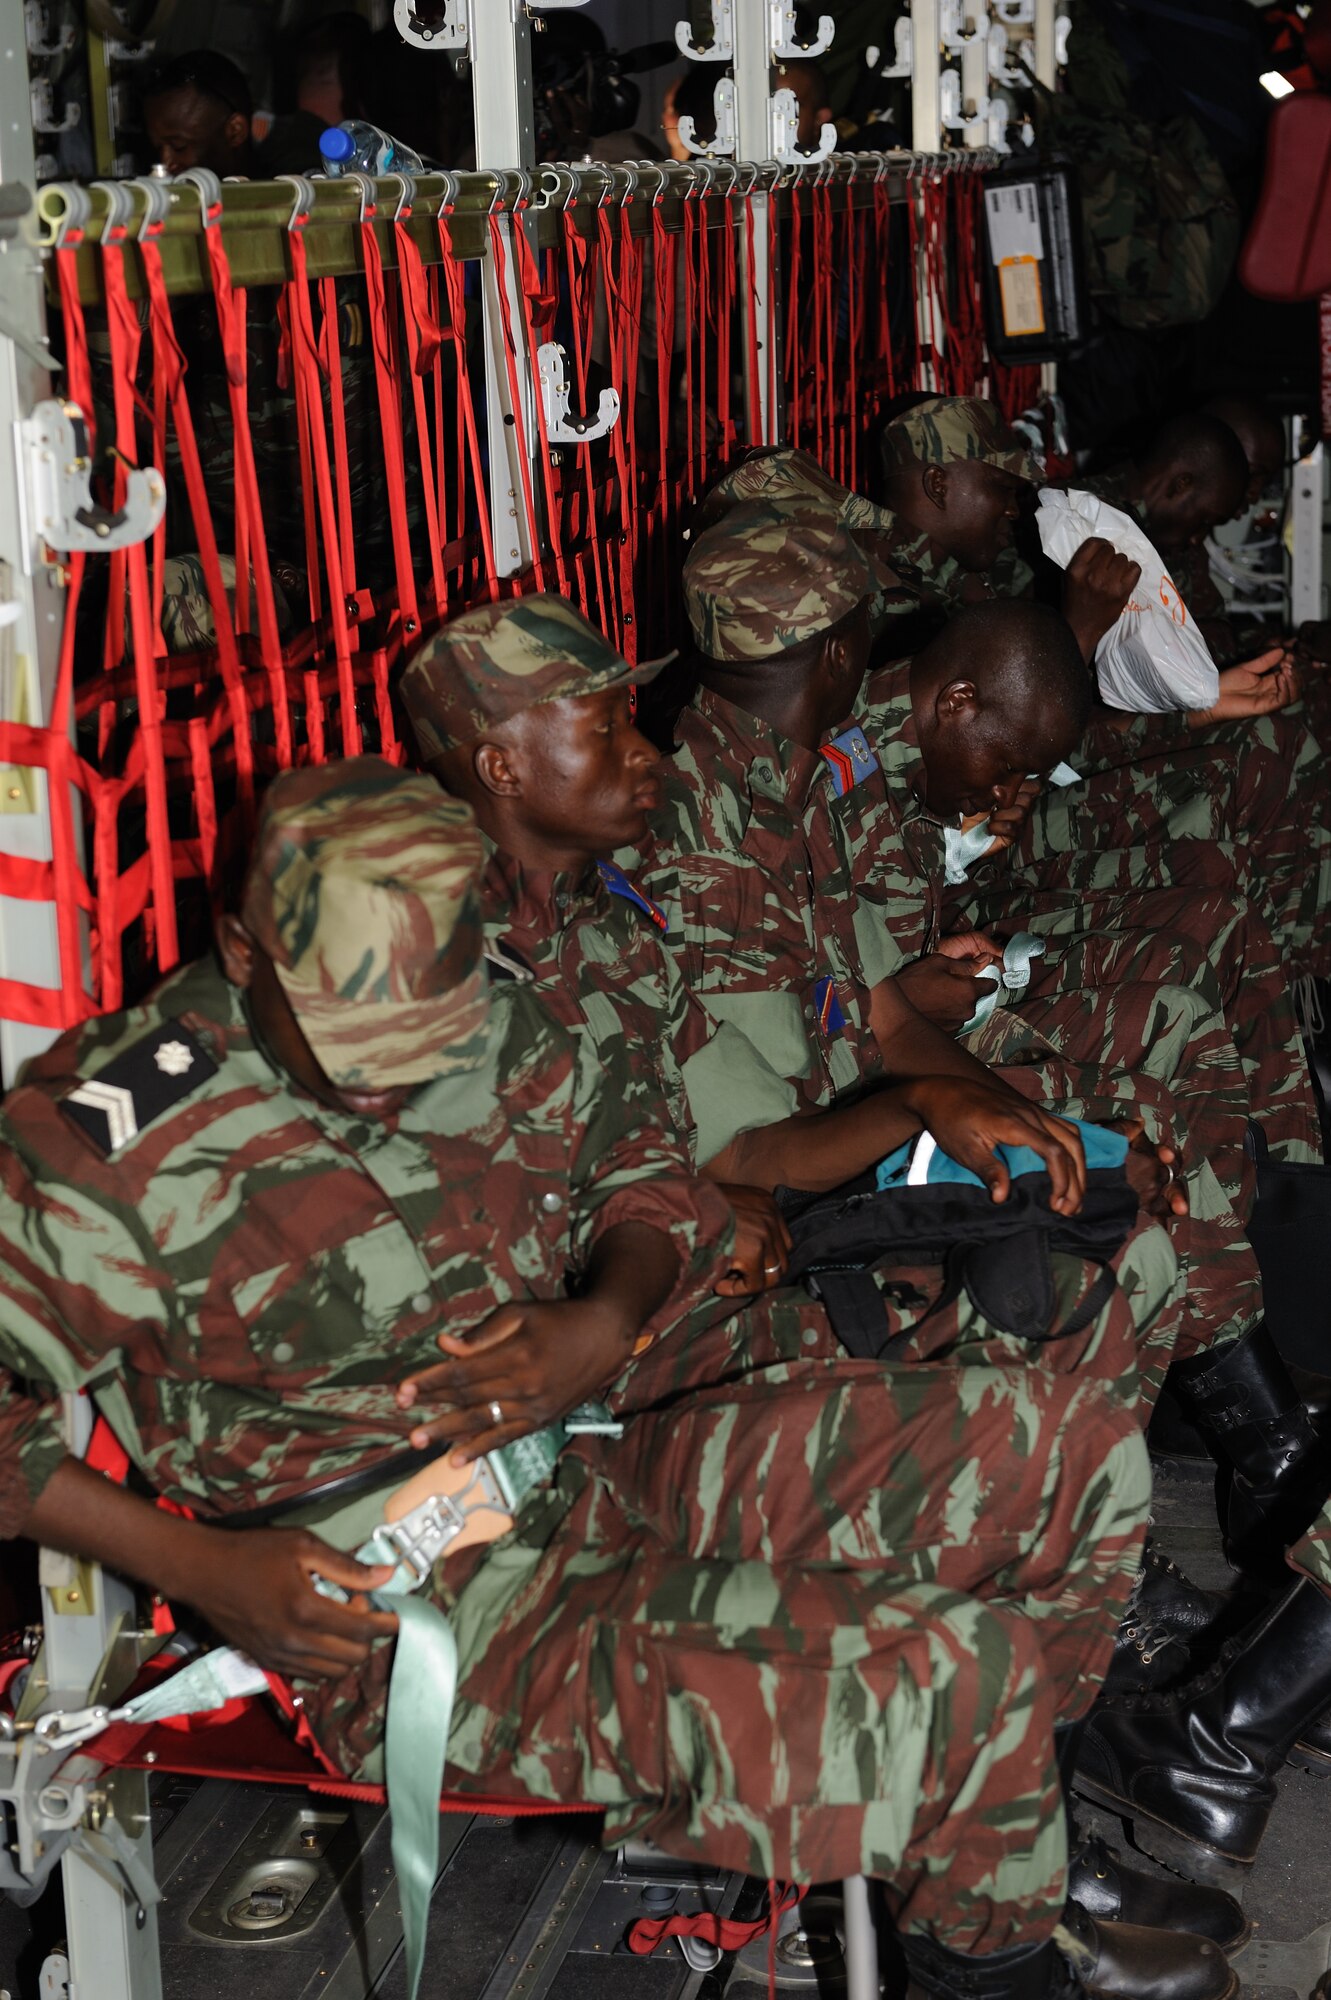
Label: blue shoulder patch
xmin=596 ymin=860 xmax=669 ymax=933
xmin=819 ymin=725 xmax=880 ymax=798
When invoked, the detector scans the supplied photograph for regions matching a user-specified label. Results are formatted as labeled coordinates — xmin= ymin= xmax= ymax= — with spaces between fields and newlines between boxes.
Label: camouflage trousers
xmin=959 ymin=921 xmax=1264 ymax=1367
xmin=1009 ymin=719 xmax=1331 ymax=984
xmin=612 ymin=1197 xmax=1182 ymax=1422
xmin=1291 ymin=1494 xmax=1331 ymax=1596
xmin=303 ymin=1358 xmax=1150 ymax=1953
xmin=954 ymin=877 xmax=1322 ymax=1168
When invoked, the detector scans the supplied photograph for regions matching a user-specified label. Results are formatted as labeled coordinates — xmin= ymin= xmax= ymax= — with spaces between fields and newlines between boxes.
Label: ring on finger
xmin=488 ymin=1399 xmax=503 ymax=1425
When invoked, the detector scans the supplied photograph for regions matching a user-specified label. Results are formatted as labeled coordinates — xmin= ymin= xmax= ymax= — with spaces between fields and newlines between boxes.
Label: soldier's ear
xmin=936 ymin=677 xmax=979 ymax=722
xmin=472 ymin=740 xmax=522 ymax=799
xmin=216 ymin=913 xmax=257 ymax=990
xmin=922 ymin=464 xmax=949 ymax=513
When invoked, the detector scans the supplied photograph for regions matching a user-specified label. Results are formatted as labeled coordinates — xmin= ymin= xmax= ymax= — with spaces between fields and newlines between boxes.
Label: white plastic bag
xmin=1035 ymin=486 xmax=1219 ymax=714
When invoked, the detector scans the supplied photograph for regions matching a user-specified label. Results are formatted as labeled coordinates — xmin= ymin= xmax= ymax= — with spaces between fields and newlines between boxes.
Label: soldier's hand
xmin=188 ymin=1529 xmax=397 ymax=1682
xmin=1062 ymin=537 xmax=1142 ymax=659
xmin=396 ymin=1298 xmax=631 ymax=1460
xmin=934 ymin=929 xmax=1005 ymax=966
xmin=714 ymin=1182 xmax=792 ymax=1295
xmin=1189 ymin=647 xmax=1297 ymax=726
xmin=984 ymin=777 xmax=1042 ymax=853
xmin=895 ymin=953 xmax=996 ymax=1032
xmin=897 ymin=1076 xmax=1087 ymax=1214
xmin=1117 ymin=1118 xmax=1188 ymax=1224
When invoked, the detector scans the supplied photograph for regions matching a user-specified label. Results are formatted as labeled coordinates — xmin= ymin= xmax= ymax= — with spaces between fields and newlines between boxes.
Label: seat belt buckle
xmin=363 ymin=1457 xmax=510 ymax=1591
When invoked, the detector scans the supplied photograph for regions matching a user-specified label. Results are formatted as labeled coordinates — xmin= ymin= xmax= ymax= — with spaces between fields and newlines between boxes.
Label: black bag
xmin=776 ymin=1166 xmax=1140 ymax=1363
xmin=1245 ymin=1123 xmax=1331 ymax=1376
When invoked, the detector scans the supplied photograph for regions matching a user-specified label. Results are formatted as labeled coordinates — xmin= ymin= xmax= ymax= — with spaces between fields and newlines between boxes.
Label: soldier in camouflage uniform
xmin=1 ymin=759 xmax=1205 ymax=1993
xmin=397 ymin=595 xmax=1186 ymax=1422
xmin=664 ymin=503 xmax=1325 ymax=1604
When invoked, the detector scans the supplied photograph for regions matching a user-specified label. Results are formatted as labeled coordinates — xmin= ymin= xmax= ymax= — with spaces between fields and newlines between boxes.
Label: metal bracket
xmin=771 ymin=87 xmax=837 ymax=163
xmin=537 ymin=341 xmax=620 ymax=444
xmin=677 ymin=74 xmax=736 ymax=156
xmin=994 ymin=0 xmax=1035 ymax=20
xmin=941 ymin=0 xmax=986 ymax=52
xmin=987 ymin=22 xmax=1029 ymax=85
xmin=987 ymin=93 xmax=1013 ymax=151
xmin=939 ymin=68 xmax=987 ymax=130
xmin=393 ymin=0 xmax=468 ymax=50
xmin=21 ymin=400 xmax=166 ymax=555
xmin=676 ymin=0 xmax=733 ymax=61
xmin=769 ymin=0 xmax=833 ymax=58
xmin=873 ymin=15 xmax=913 ymax=76
xmin=29 ymin=76 xmax=77 ymax=135
xmin=24 ymin=2 xmax=75 ymax=57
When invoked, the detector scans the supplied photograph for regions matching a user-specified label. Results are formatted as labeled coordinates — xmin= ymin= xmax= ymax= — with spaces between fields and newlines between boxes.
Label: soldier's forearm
xmin=869 ymin=976 xmax=1023 ymax=1100
xmin=707 ymin=1091 xmax=924 ymax=1195
xmin=21 ymin=1457 xmax=219 ymax=1608
xmin=581 ymin=1221 xmax=683 ymax=1348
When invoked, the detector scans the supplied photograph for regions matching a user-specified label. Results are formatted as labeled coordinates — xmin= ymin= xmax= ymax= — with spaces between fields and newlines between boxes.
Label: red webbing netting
xmin=17 ymin=165 xmax=996 ymax=1030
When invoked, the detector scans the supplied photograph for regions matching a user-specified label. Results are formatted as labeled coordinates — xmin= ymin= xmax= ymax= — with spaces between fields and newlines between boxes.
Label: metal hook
xmin=711 ymin=158 xmax=739 ymax=198
xmin=535 ymin=162 xmax=578 ymax=211
xmin=90 ymin=179 xmax=135 ymax=244
xmin=175 ymin=166 xmax=222 ymax=228
xmin=344 ymin=169 xmax=377 ymax=225
xmin=275 ymin=173 xmax=317 ymax=229
xmin=128 ymin=175 xmax=172 ymax=240
xmin=537 ymin=340 xmax=620 ymax=444
xmin=484 ymin=174 xmax=505 ymax=216
xmin=503 ymin=166 xmax=534 ymax=209
xmin=390 ymin=170 xmax=417 ymax=221
xmin=434 ymin=167 xmax=461 ymax=210
xmin=634 ymin=159 xmax=669 ymax=204
xmin=677 ymin=75 xmax=736 ymax=159
xmin=675 ymin=0 xmax=734 ymax=62
xmin=615 ymin=162 xmax=640 ymax=207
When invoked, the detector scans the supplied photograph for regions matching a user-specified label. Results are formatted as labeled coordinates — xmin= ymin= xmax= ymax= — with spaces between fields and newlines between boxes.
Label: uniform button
xmin=756 ymin=763 xmax=772 ymax=782
xmin=271 ymin=1341 xmax=295 ymax=1364
xmin=540 ymin=1192 xmax=563 ymax=1215
xmin=633 ymin=1662 xmax=649 ymax=1686
xmin=803 ymin=1004 xmax=814 ymax=1021
xmin=411 ymin=1292 xmax=432 ymax=1314
xmin=803 ymin=1326 xmax=820 ymax=1347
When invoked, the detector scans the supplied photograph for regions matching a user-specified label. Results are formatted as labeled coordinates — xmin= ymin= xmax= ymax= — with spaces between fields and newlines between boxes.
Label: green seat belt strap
xmin=373 ymin=1586 xmax=459 ymax=2000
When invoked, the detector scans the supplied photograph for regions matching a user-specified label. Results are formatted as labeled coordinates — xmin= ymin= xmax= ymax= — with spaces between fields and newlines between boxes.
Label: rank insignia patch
xmin=61 ymin=1020 xmax=218 ymax=1156
xmin=597 ymin=860 xmax=669 ymax=932
xmin=819 ymin=725 xmax=880 ymax=798
xmin=813 ymin=975 xmax=846 ymax=1035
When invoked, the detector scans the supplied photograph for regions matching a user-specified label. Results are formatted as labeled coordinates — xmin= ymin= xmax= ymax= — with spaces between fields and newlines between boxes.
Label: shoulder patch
xmin=484 ymin=938 xmax=536 ymax=985
xmin=819 ymin=725 xmax=880 ymax=798
xmin=60 ymin=1020 xmax=218 ymax=1156
xmin=596 ymin=860 xmax=669 ymax=932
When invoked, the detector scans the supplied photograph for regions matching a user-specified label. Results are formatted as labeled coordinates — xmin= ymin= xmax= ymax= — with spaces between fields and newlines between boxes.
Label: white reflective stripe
xmin=66 ymin=1079 xmax=138 ymax=1150
xmin=907 ymin=1132 xmax=938 ymax=1185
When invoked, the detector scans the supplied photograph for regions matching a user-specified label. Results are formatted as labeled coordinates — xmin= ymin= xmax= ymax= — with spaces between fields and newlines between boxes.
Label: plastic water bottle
xmin=319 ymin=120 xmax=425 ymax=178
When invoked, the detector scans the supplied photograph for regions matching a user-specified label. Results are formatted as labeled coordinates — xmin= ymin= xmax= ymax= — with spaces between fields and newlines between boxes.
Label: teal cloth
xmin=375 ymin=1587 xmax=458 ymax=2000
xmin=960 ymin=930 xmax=1046 ymax=1034
xmin=876 ymin=1119 xmax=1129 ymax=1191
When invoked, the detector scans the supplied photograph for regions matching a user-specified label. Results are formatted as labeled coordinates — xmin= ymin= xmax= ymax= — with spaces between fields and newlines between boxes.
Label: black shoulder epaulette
xmin=60 ymin=1019 xmax=218 ymax=1156
xmin=484 ymin=939 xmax=536 ymax=985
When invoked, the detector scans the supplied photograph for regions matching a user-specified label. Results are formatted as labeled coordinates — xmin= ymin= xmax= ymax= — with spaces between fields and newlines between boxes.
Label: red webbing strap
xmin=196 ymin=205 xmax=292 ymax=766
xmin=358 ymin=204 xmax=421 ymax=635
xmin=650 ymin=190 xmax=678 ymax=589
xmin=282 ymin=218 xmax=361 ymax=754
xmin=487 ymin=210 xmax=546 ymax=592
xmin=905 ymin=185 xmax=926 ymax=390
xmin=437 ymin=208 xmax=499 ymax=597
xmin=626 ymin=1885 xmax=805 ymax=1965
xmin=814 ymin=174 xmax=836 ymax=469
xmin=593 ymin=197 xmax=637 ymax=651
xmin=317 ymin=276 xmax=358 ymax=598
xmin=950 ymin=173 xmax=986 ymax=394
xmin=510 ymin=204 xmax=570 ymax=602
xmin=871 ymin=175 xmax=896 ymax=408
xmin=393 ymin=205 xmax=447 ymax=623
xmin=96 ymin=221 xmax=139 ymax=683
xmin=100 ymin=230 xmax=179 ymax=983
xmin=682 ymin=193 xmax=699 ymax=500
xmin=276 ymin=278 xmax=322 ymax=626
xmin=139 ymin=228 xmax=255 ymax=814
xmin=695 ymin=189 xmax=711 ymax=491
xmin=786 ymin=178 xmax=804 ymax=448
xmin=715 ymin=183 xmax=735 ymax=473
xmin=844 ymin=185 xmax=864 ymax=491
xmin=54 ymin=237 xmax=94 ymax=431
xmin=616 ymin=200 xmax=646 ymax=656
xmin=561 ymin=206 xmax=611 ymax=626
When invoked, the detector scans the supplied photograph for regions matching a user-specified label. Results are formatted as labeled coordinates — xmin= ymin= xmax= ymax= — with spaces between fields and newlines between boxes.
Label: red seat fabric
xmin=1240 ymin=93 xmax=1331 ymax=299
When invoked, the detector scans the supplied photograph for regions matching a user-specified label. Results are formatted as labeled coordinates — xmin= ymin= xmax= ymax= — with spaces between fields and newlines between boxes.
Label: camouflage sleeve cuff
xmin=0 ymin=1376 xmax=68 ymax=1540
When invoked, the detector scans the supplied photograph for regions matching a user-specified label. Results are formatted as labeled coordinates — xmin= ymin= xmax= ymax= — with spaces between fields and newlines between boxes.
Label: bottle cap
xmin=319 ymin=126 xmax=355 ymax=163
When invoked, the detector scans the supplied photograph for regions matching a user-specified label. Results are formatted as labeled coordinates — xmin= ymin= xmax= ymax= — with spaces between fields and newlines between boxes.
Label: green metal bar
xmin=37 ymin=153 xmax=992 ymax=306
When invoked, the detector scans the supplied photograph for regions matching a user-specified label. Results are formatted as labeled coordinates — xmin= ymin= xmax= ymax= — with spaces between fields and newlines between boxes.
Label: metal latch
xmin=537 ymin=342 xmax=620 ymax=446
xmin=677 ymin=0 xmax=733 ymax=61
xmin=393 ymin=0 xmax=467 ymax=50
xmin=22 ymin=400 xmax=165 ymax=554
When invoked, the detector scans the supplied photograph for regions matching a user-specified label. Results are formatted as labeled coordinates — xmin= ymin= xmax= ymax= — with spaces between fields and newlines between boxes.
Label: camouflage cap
xmin=880 ymin=396 xmax=1043 ymax=483
xmin=241 ymin=758 xmax=489 ymax=1090
xmin=694 ymin=445 xmax=900 ymax=542
xmin=684 ymin=494 xmax=893 ymax=661
xmin=400 ymin=596 xmax=670 ymax=760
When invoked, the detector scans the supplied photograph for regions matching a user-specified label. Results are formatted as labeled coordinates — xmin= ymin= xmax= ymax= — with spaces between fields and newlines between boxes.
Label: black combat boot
xmin=902 ymin=1909 xmax=1236 ymax=2000
xmin=1074 ymin=1576 xmax=1331 ymax=1888
xmin=1104 ymin=1543 xmax=1228 ymax=1697
xmin=1169 ymin=1322 xmax=1328 ymax=1578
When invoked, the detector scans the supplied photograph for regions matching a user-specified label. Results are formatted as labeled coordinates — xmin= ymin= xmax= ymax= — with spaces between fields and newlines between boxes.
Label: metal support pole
xmin=733 ymin=0 xmax=782 ymax=443
xmin=40 ymin=1397 xmax=162 ymax=2000
xmin=841 ymin=1876 xmax=880 ymax=2000
xmin=0 ymin=0 xmax=85 ymax=1083
xmin=470 ymin=0 xmax=537 ymax=577
xmin=911 ymin=0 xmax=943 ymax=152
xmin=960 ymin=2 xmax=990 ymax=149
xmin=1033 ymin=0 xmax=1058 ymax=89
xmin=1290 ymin=434 xmax=1326 ymax=628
